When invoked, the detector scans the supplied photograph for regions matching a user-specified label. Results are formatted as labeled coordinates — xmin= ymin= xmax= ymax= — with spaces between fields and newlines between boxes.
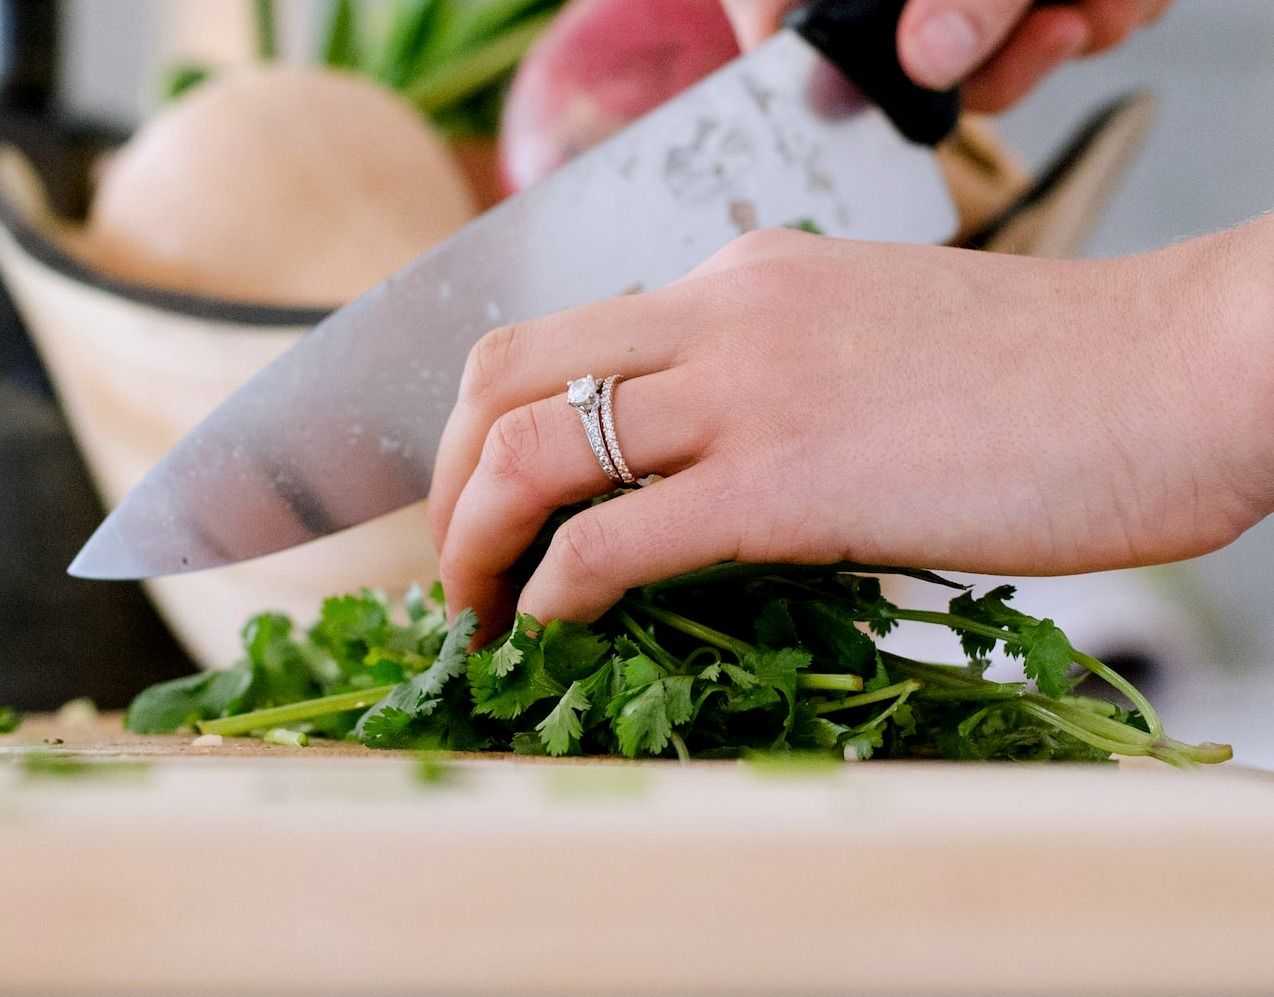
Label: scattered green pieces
xmin=19 ymin=754 xmax=151 ymax=781
xmin=320 ymin=0 xmax=361 ymax=69
xmin=263 ymin=728 xmax=309 ymax=748
xmin=56 ymin=697 xmax=98 ymax=730
xmin=0 ymin=707 xmax=21 ymax=734
xmin=125 ymin=560 xmax=1231 ymax=768
xmin=254 ymin=0 xmax=278 ymax=60
xmin=416 ymin=752 xmax=462 ymax=786
xmin=787 ymin=218 xmax=825 ymax=235
xmin=161 ymin=63 xmax=212 ymax=101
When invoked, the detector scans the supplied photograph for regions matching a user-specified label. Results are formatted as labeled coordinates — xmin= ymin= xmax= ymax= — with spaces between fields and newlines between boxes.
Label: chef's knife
xmin=71 ymin=0 xmax=963 ymax=580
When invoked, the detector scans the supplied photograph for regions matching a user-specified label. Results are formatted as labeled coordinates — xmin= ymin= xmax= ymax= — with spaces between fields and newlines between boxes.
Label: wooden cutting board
xmin=2 ymin=714 xmax=1272 ymax=995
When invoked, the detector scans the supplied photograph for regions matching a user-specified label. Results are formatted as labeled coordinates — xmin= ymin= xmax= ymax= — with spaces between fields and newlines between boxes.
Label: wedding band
xmin=599 ymin=375 xmax=636 ymax=485
xmin=566 ymin=375 xmax=621 ymax=483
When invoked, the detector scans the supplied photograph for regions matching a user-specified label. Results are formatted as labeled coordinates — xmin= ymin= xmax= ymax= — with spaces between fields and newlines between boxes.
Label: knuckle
xmin=425 ymin=501 xmax=447 ymax=546
xmin=708 ymin=227 xmax=804 ymax=269
xmin=436 ymin=545 xmax=466 ymax=587
xmin=481 ymin=407 xmax=545 ymax=491
xmin=548 ymin=513 xmax=613 ymax=588
xmin=735 ymin=226 xmax=806 ymax=256
xmin=461 ymin=323 xmax=523 ymax=403
xmin=968 ymin=84 xmax=1021 ymax=115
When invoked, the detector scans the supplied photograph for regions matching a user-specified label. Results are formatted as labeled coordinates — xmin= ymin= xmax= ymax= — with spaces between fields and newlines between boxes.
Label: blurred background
xmin=0 ymin=1 xmax=1270 ymax=762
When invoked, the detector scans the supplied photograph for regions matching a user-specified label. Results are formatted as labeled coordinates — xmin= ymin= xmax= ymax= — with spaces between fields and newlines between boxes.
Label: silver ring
xmin=566 ymin=375 xmax=621 ymax=483
xmin=599 ymin=375 xmax=636 ymax=485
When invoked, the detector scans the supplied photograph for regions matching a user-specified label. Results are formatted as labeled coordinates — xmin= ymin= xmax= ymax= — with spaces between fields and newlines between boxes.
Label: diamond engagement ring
xmin=567 ymin=375 xmax=621 ymax=483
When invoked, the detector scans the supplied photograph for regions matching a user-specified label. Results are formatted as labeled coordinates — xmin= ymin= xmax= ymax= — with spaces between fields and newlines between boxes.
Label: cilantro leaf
xmin=949 ymin=586 xmax=1024 ymax=659
xmin=536 ymin=681 xmax=591 ymax=756
xmin=797 ymin=602 xmax=876 ymax=674
xmin=790 ymin=702 xmax=848 ymax=751
xmin=125 ymin=666 xmax=253 ymax=733
xmin=469 ymin=614 xmax=564 ymax=720
xmin=727 ymin=647 xmax=809 ymax=717
xmin=541 ymin=619 xmax=610 ymax=686
xmin=617 ymin=653 xmax=664 ymax=691
xmin=354 ymin=609 xmax=478 ymax=747
xmin=755 ymin=599 xmax=799 ymax=649
xmin=0 ymin=707 xmax=22 ymax=734
xmin=863 ymin=657 xmax=892 ymax=693
xmin=610 ymin=674 xmax=694 ymax=758
xmin=490 ymin=640 xmax=523 ymax=678
xmin=948 ymin=589 xmax=1077 ymax=697
xmin=358 ymin=706 xmax=433 ymax=749
xmin=841 ymin=576 xmax=901 ymax=637
xmin=1020 ymin=619 xmax=1075 ymax=698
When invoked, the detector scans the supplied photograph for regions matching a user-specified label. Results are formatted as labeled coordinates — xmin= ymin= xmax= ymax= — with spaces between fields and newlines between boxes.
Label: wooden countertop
xmin=2 ymin=713 xmax=1272 ymax=995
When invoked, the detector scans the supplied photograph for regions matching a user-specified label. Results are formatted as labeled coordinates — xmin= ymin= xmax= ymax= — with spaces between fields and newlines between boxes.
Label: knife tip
xmin=66 ymin=546 xmax=112 ymax=580
xmin=67 ymin=525 xmax=140 ymax=581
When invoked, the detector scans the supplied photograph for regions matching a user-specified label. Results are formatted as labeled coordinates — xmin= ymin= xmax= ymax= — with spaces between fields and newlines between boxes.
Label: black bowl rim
xmin=0 ymin=189 xmax=332 ymax=329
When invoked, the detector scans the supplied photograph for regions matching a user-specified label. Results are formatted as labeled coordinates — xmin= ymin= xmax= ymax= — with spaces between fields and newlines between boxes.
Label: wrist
xmin=1210 ymin=216 xmax=1274 ymax=520
xmin=1169 ymin=217 xmax=1274 ymax=528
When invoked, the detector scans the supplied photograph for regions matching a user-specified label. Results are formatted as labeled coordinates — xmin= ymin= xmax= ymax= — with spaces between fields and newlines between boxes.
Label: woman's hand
xmin=427 ymin=225 xmax=1271 ymax=643
xmin=721 ymin=0 xmax=1172 ymax=112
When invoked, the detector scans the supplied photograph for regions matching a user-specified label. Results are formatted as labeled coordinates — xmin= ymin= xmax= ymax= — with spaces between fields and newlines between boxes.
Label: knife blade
xmin=70 ymin=1 xmax=960 ymax=580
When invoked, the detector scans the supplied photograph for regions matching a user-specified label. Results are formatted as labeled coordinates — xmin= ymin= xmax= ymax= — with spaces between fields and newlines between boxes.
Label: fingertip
xmin=452 ymin=578 xmax=516 ymax=651
xmin=719 ymin=0 xmax=791 ymax=51
xmin=898 ymin=7 xmax=982 ymax=90
xmin=515 ymin=497 xmax=649 ymax=626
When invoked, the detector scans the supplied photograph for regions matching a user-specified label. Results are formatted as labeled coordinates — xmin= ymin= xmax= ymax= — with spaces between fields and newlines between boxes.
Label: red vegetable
xmin=498 ymin=0 xmax=740 ymax=193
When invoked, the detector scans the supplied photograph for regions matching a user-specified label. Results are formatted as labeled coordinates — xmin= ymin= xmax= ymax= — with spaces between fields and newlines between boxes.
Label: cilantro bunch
xmin=127 ymin=563 xmax=1230 ymax=767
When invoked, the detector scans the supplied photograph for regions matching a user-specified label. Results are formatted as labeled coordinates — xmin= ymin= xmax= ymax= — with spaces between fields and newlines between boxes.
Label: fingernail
xmin=903 ymin=10 xmax=981 ymax=90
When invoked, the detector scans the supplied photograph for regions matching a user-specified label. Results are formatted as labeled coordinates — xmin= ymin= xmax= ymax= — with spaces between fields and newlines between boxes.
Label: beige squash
xmin=83 ymin=65 xmax=477 ymax=308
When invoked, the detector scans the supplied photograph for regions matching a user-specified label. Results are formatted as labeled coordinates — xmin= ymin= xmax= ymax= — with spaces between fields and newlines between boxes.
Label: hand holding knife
xmin=72 ymin=0 xmax=965 ymax=581
xmin=71 ymin=0 xmax=1175 ymax=638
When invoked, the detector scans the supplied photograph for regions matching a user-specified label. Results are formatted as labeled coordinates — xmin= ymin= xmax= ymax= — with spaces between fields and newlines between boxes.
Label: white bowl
xmin=0 ymin=150 xmax=437 ymax=670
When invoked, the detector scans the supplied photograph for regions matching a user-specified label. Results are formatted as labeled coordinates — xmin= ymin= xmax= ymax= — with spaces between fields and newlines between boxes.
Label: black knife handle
xmin=788 ymin=0 xmax=1067 ymax=147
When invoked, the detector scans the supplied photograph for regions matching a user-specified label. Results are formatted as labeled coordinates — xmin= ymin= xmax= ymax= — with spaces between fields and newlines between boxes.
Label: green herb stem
xmin=404 ymin=13 xmax=554 ymax=117
xmin=321 ymin=0 xmax=360 ymax=69
xmin=669 ymin=731 xmax=690 ymax=765
xmin=1024 ymin=695 xmax=1155 ymax=747
xmin=254 ymin=0 xmax=277 ymax=60
xmin=797 ymin=673 xmax=866 ymax=693
xmin=916 ymin=686 xmax=1025 ymax=702
xmin=813 ymin=680 xmax=923 ymax=716
xmin=881 ymin=655 xmax=994 ymax=688
xmin=263 ymin=728 xmax=309 ymax=747
xmin=624 ymin=600 xmax=755 ymax=659
xmin=1072 ymin=649 xmax=1164 ymax=738
xmin=616 ymin=610 xmax=680 ymax=672
xmin=887 ymin=608 xmax=1015 ymax=644
xmin=1017 ymin=701 xmax=1151 ymax=757
xmin=885 ymin=609 xmax=1164 ymax=737
xmin=1163 ymin=739 xmax=1233 ymax=765
xmin=197 ymin=686 xmax=396 ymax=737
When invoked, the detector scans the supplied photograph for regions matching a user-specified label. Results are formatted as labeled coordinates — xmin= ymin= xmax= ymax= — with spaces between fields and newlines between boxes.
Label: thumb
xmin=898 ymin=0 xmax=1034 ymax=90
